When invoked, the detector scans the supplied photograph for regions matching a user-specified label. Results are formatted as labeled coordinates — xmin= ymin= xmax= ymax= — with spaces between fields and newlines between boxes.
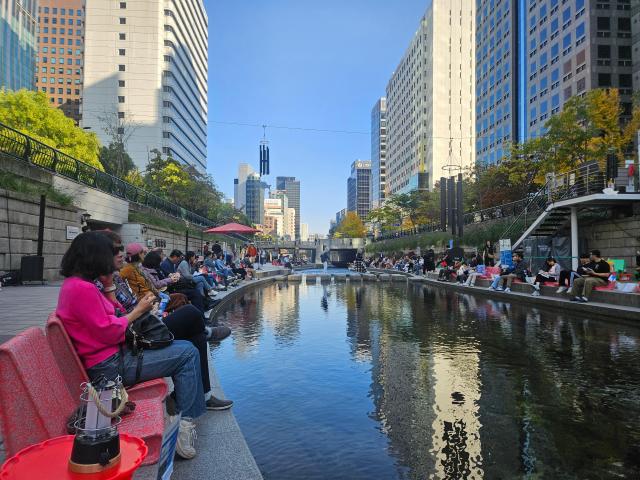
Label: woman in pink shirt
xmin=56 ymin=232 xmax=204 ymax=459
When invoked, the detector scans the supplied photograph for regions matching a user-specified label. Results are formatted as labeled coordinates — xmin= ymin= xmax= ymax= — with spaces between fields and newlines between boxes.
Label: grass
xmin=0 ymin=169 xmax=74 ymax=206
xmin=365 ymin=217 xmax=529 ymax=255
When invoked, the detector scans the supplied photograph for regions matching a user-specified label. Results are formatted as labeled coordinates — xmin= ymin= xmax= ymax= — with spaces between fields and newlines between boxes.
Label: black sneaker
xmin=570 ymin=296 xmax=582 ymax=302
xmin=206 ymin=396 xmax=233 ymax=411
xmin=207 ymin=326 xmax=231 ymax=342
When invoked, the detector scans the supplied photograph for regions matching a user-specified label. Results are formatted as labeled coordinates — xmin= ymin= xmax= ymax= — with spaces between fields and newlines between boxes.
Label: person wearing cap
xmin=567 ymin=250 xmax=612 ymax=302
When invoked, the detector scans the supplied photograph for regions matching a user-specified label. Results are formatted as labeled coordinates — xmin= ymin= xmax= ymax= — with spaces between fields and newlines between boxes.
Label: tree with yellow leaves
xmin=336 ymin=211 xmax=367 ymax=238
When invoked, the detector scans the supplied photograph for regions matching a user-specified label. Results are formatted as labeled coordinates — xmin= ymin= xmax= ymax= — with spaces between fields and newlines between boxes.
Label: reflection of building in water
xmin=345 ymin=285 xmax=373 ymax=362
xmin=260 ymin=283 xmax=300 ymax=345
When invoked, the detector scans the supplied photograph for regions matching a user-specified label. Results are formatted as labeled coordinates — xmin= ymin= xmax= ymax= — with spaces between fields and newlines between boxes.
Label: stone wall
xmin=0 ymin=188 xmax=81 ymax=281
xmin=581 ymin=203 xmax=640 ymax=269
xmin=119 ymin=223 xmax=201 ymax=254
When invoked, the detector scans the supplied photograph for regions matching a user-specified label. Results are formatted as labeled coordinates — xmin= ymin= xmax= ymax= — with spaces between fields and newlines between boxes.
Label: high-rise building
xmin=81 ymin=0 xmax=208 ymax=172
xmin=336 ymin=208 xmax=346 ymax=225
xmin=634 ymin=2 xmax=640 ymax=89
xmin=347 ymin=160 xmax=371 ymax=220
xmin=371 ymin=97 xmax=387 ymax=207
xmin=476 ymin=0 xmax=522 ymax=165
xmin=34 ymin=0 xmax=84 ymax=124
xmin=524 ymin=0 xmax=634 ymax=141
xmin=1 ymin=0 xmax=37 ymax=91
xmin=245 ymin=172 xmax=264 ymax=225
xmin=264 ymin=197 xmax=285 ymax=238
xmin=385 ymin=0 xmax=475 ymax=194
xmin=300 ymin=223 xmax=309 ymax=242
xmin=276 ymin=176 xmax=301 ymax=239
xmin=234 ymin=163 xmax=255 ymax=212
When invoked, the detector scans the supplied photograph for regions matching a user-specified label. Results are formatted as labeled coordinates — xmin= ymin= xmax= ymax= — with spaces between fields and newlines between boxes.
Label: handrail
xmin=0 ymin=121 xmax=214 ymax=227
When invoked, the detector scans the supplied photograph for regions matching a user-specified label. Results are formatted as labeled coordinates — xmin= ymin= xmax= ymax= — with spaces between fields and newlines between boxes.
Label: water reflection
xmin=214 ymin=282 xmax=640 ymax=479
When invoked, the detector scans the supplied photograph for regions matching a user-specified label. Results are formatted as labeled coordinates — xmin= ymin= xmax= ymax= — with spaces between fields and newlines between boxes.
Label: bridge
xmin=255 ymin=238 xmax=367 ymax=266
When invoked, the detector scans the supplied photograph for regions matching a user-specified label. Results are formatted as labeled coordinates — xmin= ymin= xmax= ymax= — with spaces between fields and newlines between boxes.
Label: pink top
xmin=56 ymin=276 xmax=129 ymax=369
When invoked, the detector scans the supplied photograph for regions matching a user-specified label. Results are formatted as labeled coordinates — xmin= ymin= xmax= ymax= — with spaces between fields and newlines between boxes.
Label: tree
xmin=336 ymin=212 xmax=367 ymax=238
xmin=99 ymin=142 xmax=135 ymax=178
xmin=0 ymin=89 xmax=102 ymax=169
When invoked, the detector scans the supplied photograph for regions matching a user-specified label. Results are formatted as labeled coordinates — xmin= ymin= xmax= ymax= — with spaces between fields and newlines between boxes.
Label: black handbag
xmin=125 ymin=313 xmax=174 ymax=383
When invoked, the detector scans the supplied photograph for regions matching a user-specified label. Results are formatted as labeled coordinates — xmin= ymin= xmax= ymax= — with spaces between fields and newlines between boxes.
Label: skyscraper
xmin=386 ymin=0 xmax=476 ymax=194
xmin=371 ymin=97 xmax=387 ymax=208
xmin=34 ymin=0 xmax=85 ymax=123
xmin=347 ymin=160 xmax=371 ymax=220
xmin=524 ymin=1 xmax=634 ymax=141
xmin=234 ymin=163 xmax=255 ymax=212
xmin=81 ymin=0 xmax=208 ymax=172
xmin=1 ymin=0 xmax=37 ymax=91
xmin=276 ymin=176 xmax=301 ymax=239
xmin=476 ymin=0 xmax=522 ymax=165
xmin=245 ymin=173 xmax=264 ymax=225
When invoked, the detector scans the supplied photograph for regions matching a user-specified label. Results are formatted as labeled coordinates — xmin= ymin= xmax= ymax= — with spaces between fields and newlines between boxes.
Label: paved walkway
xmin=0 ymin=283 xmax=61 ymax=344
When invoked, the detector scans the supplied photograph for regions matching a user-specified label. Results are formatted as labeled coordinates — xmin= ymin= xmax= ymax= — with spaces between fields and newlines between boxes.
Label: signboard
xmin=66 ymin=225 xmax=80 ymax=240
xmin=156 ymin=413 xmax=181 ymax=480
xmin=499 ymin=238 xmax=513 ymax=267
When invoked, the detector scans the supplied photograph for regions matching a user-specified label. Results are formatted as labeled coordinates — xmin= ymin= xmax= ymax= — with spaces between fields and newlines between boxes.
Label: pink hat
xmin=126 ymin=242 xmax=145 ymax=256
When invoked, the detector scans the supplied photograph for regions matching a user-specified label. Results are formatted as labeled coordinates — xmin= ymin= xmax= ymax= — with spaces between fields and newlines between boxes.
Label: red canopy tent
xmin=203 ymin=222 xmax=260 ymax=234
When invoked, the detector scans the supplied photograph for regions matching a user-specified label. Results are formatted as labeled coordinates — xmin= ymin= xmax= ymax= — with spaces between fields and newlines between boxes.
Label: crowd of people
xmin=366 ymin=242 xmax=618 ymax=303
xmin=55 ymin=233 xmax=261 ymax=461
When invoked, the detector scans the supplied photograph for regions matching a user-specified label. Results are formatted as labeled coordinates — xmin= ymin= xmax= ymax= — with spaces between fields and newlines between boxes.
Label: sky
xmin=205 ymin=0 xmax=430 ymax=234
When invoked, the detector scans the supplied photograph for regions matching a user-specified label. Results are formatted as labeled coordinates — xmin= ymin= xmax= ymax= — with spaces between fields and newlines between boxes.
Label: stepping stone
xmin=361 ymin=273 xmax=377 ymax=281
xmin=288 ymin=274 xmax=303 ymax=282
xmin=392 ymin=275 xmax=407 ymax=282
xmin=305 ymin=275 xmax=317 ymax=284
xmin=379 ymin=274 xmax=391 ymax=281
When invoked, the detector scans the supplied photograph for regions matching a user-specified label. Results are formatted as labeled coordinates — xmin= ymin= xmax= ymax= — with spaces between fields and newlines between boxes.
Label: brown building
xmin=34 ymin=0 xmax=84 ymax=124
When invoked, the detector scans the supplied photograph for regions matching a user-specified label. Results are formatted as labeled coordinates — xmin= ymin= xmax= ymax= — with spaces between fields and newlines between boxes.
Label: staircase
xmin=511 ymin=206 xmax=571 ymax=250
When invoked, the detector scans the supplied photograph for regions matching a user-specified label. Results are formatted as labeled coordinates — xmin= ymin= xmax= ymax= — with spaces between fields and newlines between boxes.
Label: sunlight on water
xmin=212 ymin=282 xmax=640 ymax=480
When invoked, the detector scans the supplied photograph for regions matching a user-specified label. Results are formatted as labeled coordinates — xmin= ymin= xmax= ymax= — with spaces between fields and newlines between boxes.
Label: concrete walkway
xmin=0 ymin=273 xmax=269 ymax=479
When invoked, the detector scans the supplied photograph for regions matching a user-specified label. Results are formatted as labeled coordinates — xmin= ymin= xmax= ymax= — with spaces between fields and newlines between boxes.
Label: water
xmin=294 ymin=267 xmax=352 ymax=275
xmin=212 ymin=282 xmax=640 ymax=479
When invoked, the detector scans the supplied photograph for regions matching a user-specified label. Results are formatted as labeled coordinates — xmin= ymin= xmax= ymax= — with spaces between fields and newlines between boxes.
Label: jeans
xmin=491 ymin=273 xmax=518 ymax=289
xmin=191 ymin=276 xmax=211 ymax=296
xmin=164 ymin=304 xmax=211 ymax=394
xmin=87 ymin=340 xmax=205 ymax=419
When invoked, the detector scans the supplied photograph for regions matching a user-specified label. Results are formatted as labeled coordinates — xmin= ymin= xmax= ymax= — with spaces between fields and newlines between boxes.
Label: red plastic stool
xmin=0 ymin=434 xmax=147 ymax=480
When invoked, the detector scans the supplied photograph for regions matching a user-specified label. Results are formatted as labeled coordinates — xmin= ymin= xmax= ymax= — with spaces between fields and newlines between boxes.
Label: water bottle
xmin=156 ymin=295 xmax=170 ymax=317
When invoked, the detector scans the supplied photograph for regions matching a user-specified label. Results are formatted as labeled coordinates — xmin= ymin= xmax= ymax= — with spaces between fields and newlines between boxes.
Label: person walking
xmin=321 ymin=248 xmax=329 ymax=272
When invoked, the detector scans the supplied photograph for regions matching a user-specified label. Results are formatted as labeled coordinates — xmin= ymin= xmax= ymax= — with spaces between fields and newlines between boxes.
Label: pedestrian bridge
xmin=255 ymin=238 xmax=366 ymax=266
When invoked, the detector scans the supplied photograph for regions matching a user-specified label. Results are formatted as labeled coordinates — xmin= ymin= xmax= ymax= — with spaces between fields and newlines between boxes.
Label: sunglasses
xmin=112 ymin=245 xmax=125 ymax=254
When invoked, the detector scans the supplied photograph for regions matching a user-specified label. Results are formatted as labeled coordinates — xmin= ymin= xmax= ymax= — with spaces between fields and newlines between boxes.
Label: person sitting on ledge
xmin=178 ymin=251 xmax=216 ymax=297
xmin=530 ymin=257 xmax=561 ymax=296
xmin=488 ymin=251 xmax=527 ymax=292
xmin=556 ymin=253 xmax=592 ymax=293
xmin=56 ymin=232 xmax=207 ymax=460
xmin=568 ymin=249 xmax=612 ymax=302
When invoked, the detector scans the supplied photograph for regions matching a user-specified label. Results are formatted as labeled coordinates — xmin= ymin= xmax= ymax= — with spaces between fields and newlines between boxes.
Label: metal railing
xmin=0 ymin=122 xmax=214 ymax=227
xmin=499 ymin=163 xmax=605 ymax=241
xmin=372 ymin=163 xmax=607 ymax=244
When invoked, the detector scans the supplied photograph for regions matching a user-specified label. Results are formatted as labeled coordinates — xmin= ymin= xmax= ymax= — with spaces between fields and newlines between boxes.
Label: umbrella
xmin=203 ymin=222 xmax=260 ymax=234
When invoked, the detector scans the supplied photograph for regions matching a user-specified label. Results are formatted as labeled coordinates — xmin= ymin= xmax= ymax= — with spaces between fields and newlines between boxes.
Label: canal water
xmin=212 ymin=281 xmax=640 ymax=479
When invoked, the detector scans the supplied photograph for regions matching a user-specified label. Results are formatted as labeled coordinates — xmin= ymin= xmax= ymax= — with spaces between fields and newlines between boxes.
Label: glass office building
xmin=1 ymin=0 xmax=37 ymax=91
xmin=347 ymin=160 xmax=372 ymax=220
xmin=476 ymin=0 xmax=522 ymax=165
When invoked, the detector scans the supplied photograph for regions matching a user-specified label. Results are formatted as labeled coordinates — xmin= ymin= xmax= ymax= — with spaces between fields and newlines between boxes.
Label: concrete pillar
xmin=570 ymin=207 xmax=578 ymax=271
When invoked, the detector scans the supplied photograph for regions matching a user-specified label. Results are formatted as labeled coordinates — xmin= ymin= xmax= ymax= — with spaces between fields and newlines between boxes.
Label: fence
xmin=0 ymin=122 xmax=214 ymax=227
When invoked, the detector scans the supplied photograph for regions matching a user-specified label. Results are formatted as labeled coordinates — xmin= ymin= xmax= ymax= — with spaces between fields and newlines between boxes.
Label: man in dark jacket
xmin=489 ymin=251 xmax=527 ymax=292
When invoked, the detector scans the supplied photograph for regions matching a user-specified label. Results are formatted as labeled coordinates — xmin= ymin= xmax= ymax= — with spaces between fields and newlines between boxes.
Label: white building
xmin=234 ymin=163 xmax=256 ymax=212
xmin=300 ymin=223 xmax=309 ymax=242
xmin=264 ymin=197 xmax=285 ymax=238
xmin=82 ymin=0 xmax=208 ymax=173
xmin=285 ymin=207 xmax=296 ymax=240
xmin=385 ymin=0 xmax=475 ymax=194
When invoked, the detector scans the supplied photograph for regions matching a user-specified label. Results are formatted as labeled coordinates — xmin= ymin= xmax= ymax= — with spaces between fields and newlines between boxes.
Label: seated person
xmin=635 ymin=250 xmax=640 ymax=281
xmin=99 ymin=232 xmax=232 ymax=407
xmin=120 ymin=243 xmax=189 ymax=315
xmin=530 ymin=257 xmax=561 ymax=296
xmin=556 ymin=253 xmax=591 ymax=293
xmin=160 ymin=249 xmax=182 ymax=276
xmin=489 ymin=251 xmax=527 ymax=292
xmin=437 ymin=259 xmax=456 ymax=282
xmin=178 ymin=251 xmax=216 ymax=297
xmin=56 ymin=232 xmax=208 ymax=459
xmin=456 ymin=261 xmax=470 ymax=284
xmin=568 ymin=250 xmax=612 ymax=302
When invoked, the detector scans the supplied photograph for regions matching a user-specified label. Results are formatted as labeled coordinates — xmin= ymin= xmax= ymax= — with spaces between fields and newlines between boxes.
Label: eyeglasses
xmin=112 ymin=245 xmax=125 ymax=254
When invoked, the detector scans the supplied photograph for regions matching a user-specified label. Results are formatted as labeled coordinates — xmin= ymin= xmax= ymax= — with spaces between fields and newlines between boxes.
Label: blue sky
xmin=205 ymin=0 xmax=430 ymax=234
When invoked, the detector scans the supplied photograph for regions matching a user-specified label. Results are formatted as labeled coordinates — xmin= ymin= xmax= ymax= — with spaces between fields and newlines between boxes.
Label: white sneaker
xmin=175 ymin=418 xmax=197 ymax=459
xmin=556 ymin=286 xmax=567 ymax=294
xmin=504 ymin=288 xmax=511 ymax=293
xmin=496 ymin=286 xmax=504 ymax=291
xmin=581 ymin=296 xmax=589 ymax=303
xmin=532 ymin=290 xmax=541 ymax=296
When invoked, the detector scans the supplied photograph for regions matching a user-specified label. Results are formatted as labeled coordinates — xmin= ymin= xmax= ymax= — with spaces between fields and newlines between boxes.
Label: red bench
xmin=0 ymin=323 xmax=167 ymax=465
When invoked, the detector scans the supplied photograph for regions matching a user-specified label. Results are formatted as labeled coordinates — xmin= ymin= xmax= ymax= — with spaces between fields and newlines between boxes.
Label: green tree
xmin=336 ymin=211 xmax=367 ymax=238
xmin=0 ymin=89 xmax=102 ymax=169
xmin=99 ymin=142 xmax=135 ymax=178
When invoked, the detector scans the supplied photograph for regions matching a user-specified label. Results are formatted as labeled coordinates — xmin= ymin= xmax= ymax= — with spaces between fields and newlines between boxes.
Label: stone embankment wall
xmin=581 ymin=203 xmax=640 ymax=269
xmin=0 ymin=188 xmax=81 ymax=281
